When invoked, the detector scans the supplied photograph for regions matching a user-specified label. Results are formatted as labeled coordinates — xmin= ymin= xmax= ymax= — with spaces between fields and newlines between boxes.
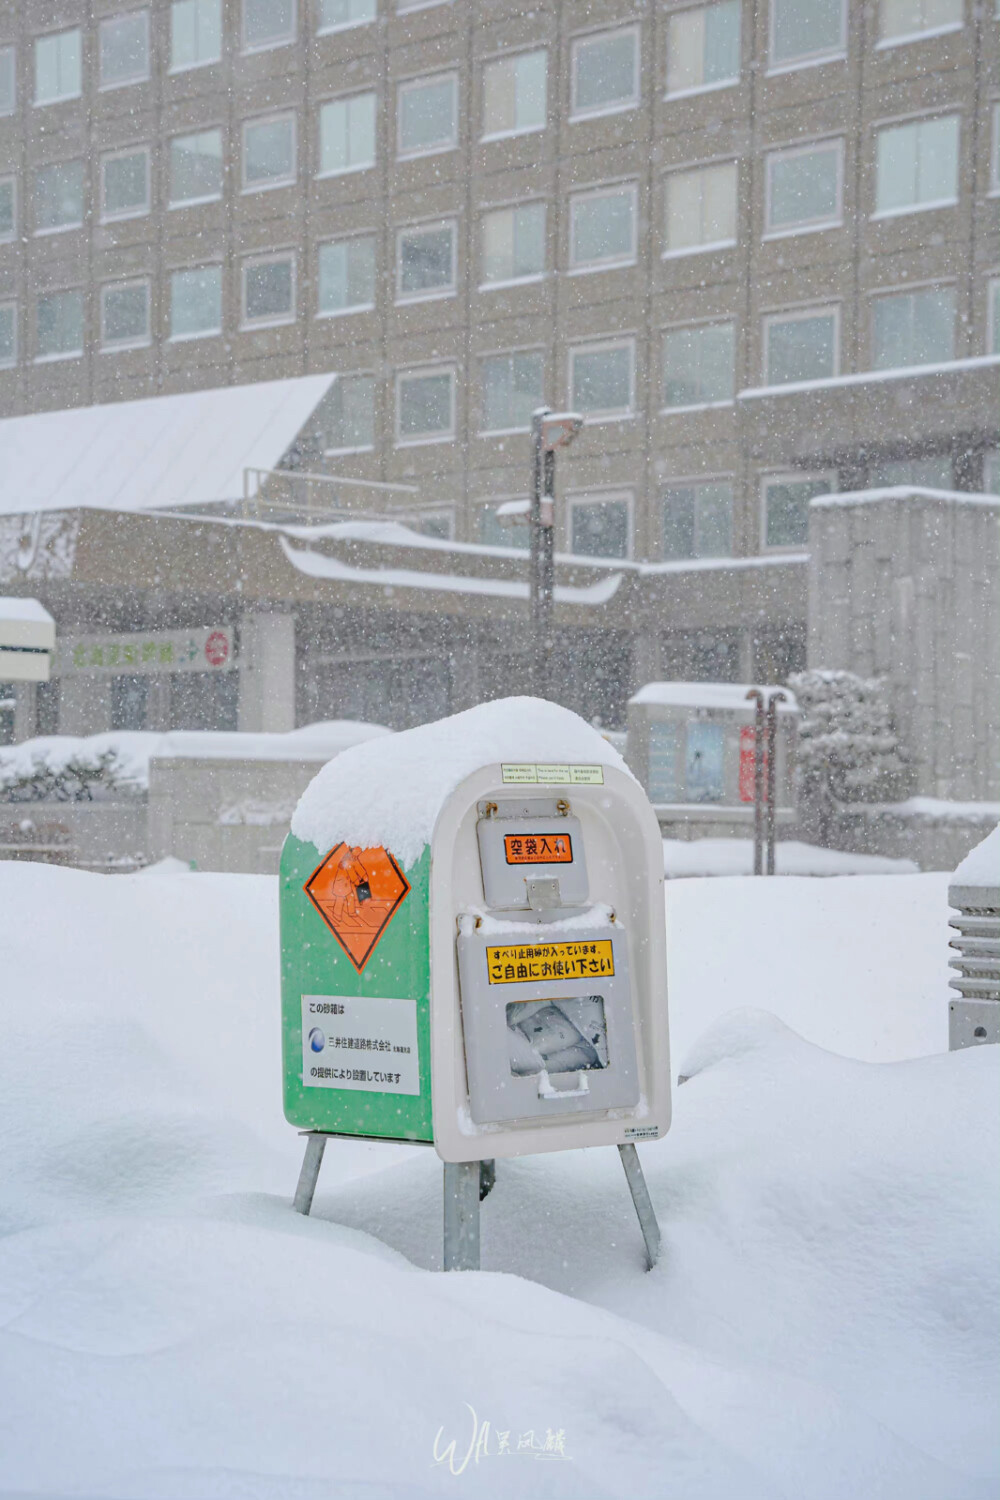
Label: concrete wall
xmin=808 ymin=492 xmax=1000 ymax=801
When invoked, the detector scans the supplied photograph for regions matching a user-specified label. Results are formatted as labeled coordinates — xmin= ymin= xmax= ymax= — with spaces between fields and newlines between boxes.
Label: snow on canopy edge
xmin=0 ymin=596 xmax=55 ymax=624
xmin=630 ymin=681 xmax=798 ymax=711
xmin=290 ymin=696 xmax=634 ymax=869
xmin=951 ymin=824 xmax=1000 ymax=889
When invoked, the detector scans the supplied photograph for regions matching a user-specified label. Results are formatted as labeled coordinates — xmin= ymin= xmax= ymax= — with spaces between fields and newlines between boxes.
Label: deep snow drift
xmin=0 ymin=860 xmax=996 ymax=1500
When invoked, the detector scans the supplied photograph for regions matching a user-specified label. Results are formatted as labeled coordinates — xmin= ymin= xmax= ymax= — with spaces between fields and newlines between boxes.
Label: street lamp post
xmin=529 ymin=407 xmax=583 ymax=699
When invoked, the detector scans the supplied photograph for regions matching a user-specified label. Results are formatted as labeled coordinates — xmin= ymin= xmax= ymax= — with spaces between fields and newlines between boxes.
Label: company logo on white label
xmin=301 ymin=994 xmax=420 ymax=1095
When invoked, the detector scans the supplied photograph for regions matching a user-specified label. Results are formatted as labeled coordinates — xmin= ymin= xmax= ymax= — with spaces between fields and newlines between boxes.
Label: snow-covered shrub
xmin=788 ymin=669 xmax=910 ymax=841
xmin=0 ymin=749 xmax=139 ymax=803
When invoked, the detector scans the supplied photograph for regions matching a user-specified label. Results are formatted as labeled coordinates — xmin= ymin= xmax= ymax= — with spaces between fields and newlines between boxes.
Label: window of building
xmin=396 ymin=365 xmax=456 ymax=444
xmin=0 ymin=177 xmax=15 ymax=242
xmin=568 ymin=493 xmax=632 ymax=559
xmin=482 ymin=50 xmax=547 ymax=139
xmin=170 ymin=0 xmax=222 ymax=69
xmin=765 ymin=140 xmax=843 ymax=235
xmin=984 ymin=452 xmax=1000 ymax=496
xmin=990 ymin=278 xmax=1000 ymax=355
xmin=0 ymin=303 xmax=16 ymax=367
xmin=868 ymin=455 xmax=953 ymax=488
xmin=35 ymin=29 xmax=81 ymax=105
xmin=770 ymin=0 xmax=845 ymax=67
xmin=169 ymin=265 xmax=222 ymax=339
xmin=318 ymin=235 xmax=376 ymax=316
xmin=101 ymin=279 xmax=150 ymax=349
xmin=569 ymin=339 xmax=635 ymax=418
xmin=101 ymin=147 xmax=150 ymax=221
xmin=242 ymin=114 xmax=296 ymax=190
xmin=318 ymin=92 xmax=376 ymax=175
xmin=879 ymin=0 xmax=962 ymax=45
xmin=569 ymin=183 xmax=637 ymax=270
xmin=871 ymin=285 xmax=955 ymax=368
xmin=665 ymin=1 xmax=740 ymax=96
xmin=242 ymin=253 xmax=295 ymax=325
xmin=480 ymin=350 xmax=544 ymax=432
xmin=481 ymin=201 xmax=546 ymax=286
xmin=0 ymin=45 xmax=16 ymax=114
xmin=762 ymin=472 xmax=834 ymax=548
xmin=243 ymin=0 xmax=296 ymax=50
xmin=34 ymin=161 xmax=85 ymax=234
xmin=318 ymin=0 xmax=376 ymax=31
xmin=874 ymin=113 xmax=959 ymax=216
xmin=662 ymin=321 xmax=734 ymax=408
xmin=169 ymin=129 xmax=223 ymax=204
xmin=661 ymin=479 xmax=733 ymax=559
xmin=396 ymin=220 xmax=456 ymax=301
xmin=476 ymin=499 xmax=530 ymax=549
xmin=571 ymin=26 xmax=640 ymax=118
xmin=663 ymin=160 xmax=737 ymax=255
xmin=36 ymin=289 xmax=84 ymax=360
xmin=763 ymin=307 xmax=838 ymax=384
xmin=99 ymin=12 xmax=150 ymax=88
xmin=325 ymin=373 xmax=375 ymax=452
xmin=397 ymin=73 xmax=458 ymax=158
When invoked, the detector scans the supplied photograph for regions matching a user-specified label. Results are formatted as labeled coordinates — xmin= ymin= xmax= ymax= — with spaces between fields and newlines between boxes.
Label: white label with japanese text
xmin=301 ymin=994 xmax=420 ymax=1095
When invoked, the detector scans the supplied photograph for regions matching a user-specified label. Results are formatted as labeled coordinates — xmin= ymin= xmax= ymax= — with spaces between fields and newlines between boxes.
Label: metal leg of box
xmin=479 ymin=1158 xmax=496 ymax=1201
xmin=618 ymin=1144 xmax=661 ymax=1270
xmin=443 ymin=1160 xmax=481 ymax=1271
xmin=293 ymin=1132 xmax=327 ymax=1215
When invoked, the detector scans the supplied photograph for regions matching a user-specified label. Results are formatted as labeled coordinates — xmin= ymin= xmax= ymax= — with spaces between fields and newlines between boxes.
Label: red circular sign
xmin=204 ymin=631 xmax=230 ymax=668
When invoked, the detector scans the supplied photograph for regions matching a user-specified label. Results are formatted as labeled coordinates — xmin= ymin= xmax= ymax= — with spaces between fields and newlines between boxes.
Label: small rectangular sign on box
xmin=501 ymin=763 xmax=605 ymax=785
xmin=486 ymin=938 xmax=615 ymax=985
xmin=301 ymin=994 xmax=420 ymax=1095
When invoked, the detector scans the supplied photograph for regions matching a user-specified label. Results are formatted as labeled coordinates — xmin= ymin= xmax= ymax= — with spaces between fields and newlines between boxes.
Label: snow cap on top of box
xmin=290 ymin=696 xmax=632 ymax=869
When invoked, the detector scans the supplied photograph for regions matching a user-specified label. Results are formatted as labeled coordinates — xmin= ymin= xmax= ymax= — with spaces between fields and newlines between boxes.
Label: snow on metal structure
xmin=948 ymin=826 xmax=1000 ymax=1051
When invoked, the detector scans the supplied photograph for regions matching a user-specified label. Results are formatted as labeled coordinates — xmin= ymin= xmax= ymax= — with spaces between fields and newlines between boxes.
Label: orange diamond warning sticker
xmin=304 ymin=843 xmax=411 ymax=973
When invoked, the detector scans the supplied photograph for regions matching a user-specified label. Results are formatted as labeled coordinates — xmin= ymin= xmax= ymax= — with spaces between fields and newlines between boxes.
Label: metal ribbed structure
xmin=948 ymin=883 xmax=1000 ymax=1004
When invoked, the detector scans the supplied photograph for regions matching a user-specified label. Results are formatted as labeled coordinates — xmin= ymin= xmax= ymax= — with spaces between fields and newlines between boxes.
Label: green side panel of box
xmin=280 ymin=833 xmax=434 ymax=1142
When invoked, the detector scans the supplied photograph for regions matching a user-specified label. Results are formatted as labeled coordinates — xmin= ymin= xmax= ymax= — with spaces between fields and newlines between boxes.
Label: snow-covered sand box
xmin=0 ymin=860 xmax=996 ymax=1498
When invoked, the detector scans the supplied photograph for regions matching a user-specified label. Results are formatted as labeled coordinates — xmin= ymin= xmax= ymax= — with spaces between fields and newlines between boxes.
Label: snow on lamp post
xmin=529 ymin=407 xmax=583 ymax=699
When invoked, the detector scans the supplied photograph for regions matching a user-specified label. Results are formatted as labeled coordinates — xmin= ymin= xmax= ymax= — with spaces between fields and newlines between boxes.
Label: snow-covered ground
xmin=0 ymin=860 xmax=996 ymax=1499
xmin=663 ymin=837 xmax=916 ymax=878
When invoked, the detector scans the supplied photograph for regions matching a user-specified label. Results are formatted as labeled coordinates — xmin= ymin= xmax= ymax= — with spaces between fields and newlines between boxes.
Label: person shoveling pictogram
xmin=304 ymin=842 xmax=411 ymax=971
xmin=327 ymin=845 xmax=373 ymax=924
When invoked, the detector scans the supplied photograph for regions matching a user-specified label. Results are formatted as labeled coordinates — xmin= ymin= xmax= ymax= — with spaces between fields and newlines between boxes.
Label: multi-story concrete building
xmin=0 ymin=0 xmax=997 ymax=773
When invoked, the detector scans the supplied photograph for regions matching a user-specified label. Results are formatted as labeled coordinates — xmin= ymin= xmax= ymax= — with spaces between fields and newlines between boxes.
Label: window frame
xmin=761 ymin=302 xmax=841 ymax=387
xmin=480 ymin=47 xmax=548 ymax=143
xmin=988 ymin=275 xmax=1000 ymax=357
xmin=169 ymin=0 xmax=223 ymax=73
xmin=168 ymin=262 xmax=224 ymax=342
xmin=316 ymin=90 xmax=378 ymax=179
xmin=868 ymin=278 xmax=957 ymax=370
xmin=33 ymin=159 xmax=86 ymax=237
xmin=0 ymin=45 xmax=15 ymax=116
xmin=316 ymin=232 xmax=377 ymax=319
xmin=570 ymin=23 xmax=641 ymax=122
xmin=0 ymin=174 xmax=16 ymax=243
xmin=767 ymin=0 xmax=847 ymax=73
xmin=100 ymin=145 xmax=151 ymax=223
xmin=241 ymin=111 xmax=297 ymax=193
xmin=99 ymin=276 xmax=151 ymax=351
xmin=479 ymin=198 xmax=547 ymax=290
xmin=568 ymin=335 xmax=637 ymax=421
xmin=875 ymin=0 xmax=963 ymax=49
xmin=660 ymin=317 xmax=736 ymax=413
xmin=567 ymin=179 xmax=639 ymax=273
xmin=394 ymin=362 xmax=458 ymax=447
xmin=664 ymin=0 xmax=742 ymax=100
xmin=168 ymin=127 xmax=225 ymax=207
xmin=396 ymin=70 xmax=460 ymax=160
xmin=763 ymin=136 xmax=844 ymax=239
xmin=396 ymin=0 xmax=453 ymax=15
xmin=565 ymin=488 xmax=635 ymax=561
xmin=33 ymin=27 xmax=82 ymax=107
xmin=395 ymin=217 xmax=458 ymax=305
xmin=871 ymin=109 xmax=961 ymax=220
xmin=316 ymin=0 xmax=377 ymax=36
xmin=34 ymin=285 xmax=85 ymax=363
xmin=98 ymin=10 xmax=151 ymax=91
xmin=241 ymin=250 xmax=297 ymax=328
xmin=661 ymin=156 xmax=739 ymax=259
xmin=760 ymin=469 xmax=837 ymax=552
xmin=989 ymin=102 xmax=999 ymax=196
xmin=241 ymin=0 xmax=297 ymax=53
xmin=659 ymin=473 xmax=735 ymax=560
xmin=0 ymin=301 xmax=17 ymax=368
xmin=324 ymin=371 xmax=377 ymax=455
xmin=478 ymin=345 xmax=546 ymax=435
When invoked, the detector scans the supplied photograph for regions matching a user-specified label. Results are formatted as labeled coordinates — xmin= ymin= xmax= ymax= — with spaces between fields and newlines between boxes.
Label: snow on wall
xmin=951 ymin=824 xmax=1000 ymax=888
xmin=291 ymin=696 xmax=632 ymax=867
